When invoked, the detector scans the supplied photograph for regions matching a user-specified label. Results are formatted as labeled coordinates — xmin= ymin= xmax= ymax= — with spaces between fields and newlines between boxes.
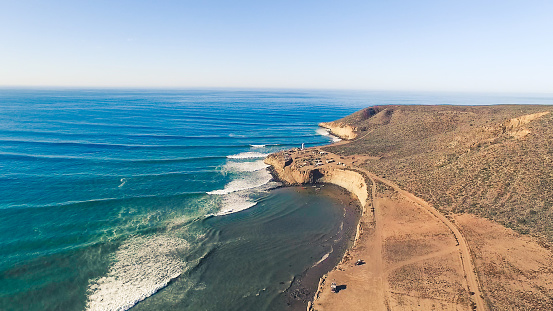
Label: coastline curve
xmin=265 ymin=147 xmax=487 ymax=311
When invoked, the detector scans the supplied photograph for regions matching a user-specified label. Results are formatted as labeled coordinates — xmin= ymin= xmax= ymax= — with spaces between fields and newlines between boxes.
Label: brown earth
xmin=309 ymin=152 xmax=485 ymax=311
xmin=266 ymin=105 xmax=553 ymax=310
xmin=313 ymin=183 xmax=473 ymax=311
xmin=266 ymin=149 xmax=487 ymax=310
xmin=323 ymin=105 xmax=553 ymax=242
xmin=454 ymin=214 xmax=553 ymax=310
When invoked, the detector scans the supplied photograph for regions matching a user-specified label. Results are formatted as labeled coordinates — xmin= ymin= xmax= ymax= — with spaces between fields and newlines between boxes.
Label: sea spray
xmin=316 ymin=127 xmax=342 ymax=142
xmin=207 ymin=169 xmax=273 ymax=195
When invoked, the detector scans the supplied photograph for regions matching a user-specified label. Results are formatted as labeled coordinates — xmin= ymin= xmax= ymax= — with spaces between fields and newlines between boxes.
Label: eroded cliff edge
xmin=264 ymin=149 xmax=368 ymax=208
xmin=318 ymin=122 xmax=358 ymax=140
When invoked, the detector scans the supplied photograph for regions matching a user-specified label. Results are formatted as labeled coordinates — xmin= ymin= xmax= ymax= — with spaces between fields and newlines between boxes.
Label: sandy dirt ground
xmin=309 ymin=152 xmax=486 ymax=311
xmin=312 ymin=177 xmax=474 ymax=310
xmin=270 ymin=147 xmax=553 ymax=310
xmin=454 ymin=214 xmax=553 ymax=310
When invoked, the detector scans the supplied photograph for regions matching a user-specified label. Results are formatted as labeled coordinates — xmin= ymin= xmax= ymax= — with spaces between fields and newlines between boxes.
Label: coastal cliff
xmin=268 ymin=105 xmax=553 ymax=311
xmin=318 ymin=122 xmax=358 ymax=140
xmin=317 ymin=169 xmax=368 ymax=208
xmin=264 ymin=149 xmax=369 ymax=208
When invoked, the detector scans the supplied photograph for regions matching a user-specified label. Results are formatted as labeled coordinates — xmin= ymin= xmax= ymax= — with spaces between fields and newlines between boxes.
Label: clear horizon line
xmin=1 ymin=85 xmax=553 ymax=97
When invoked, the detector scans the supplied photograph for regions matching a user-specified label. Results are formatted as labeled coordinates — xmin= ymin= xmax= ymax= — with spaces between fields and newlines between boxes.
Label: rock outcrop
xmin=264 ymin=151 xmax=320 ymax=184
xmin=264 ymin=150 xmax=369 ymax=208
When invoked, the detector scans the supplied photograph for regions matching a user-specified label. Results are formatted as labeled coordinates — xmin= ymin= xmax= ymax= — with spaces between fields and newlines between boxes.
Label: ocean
xmin=1 ymin=89 xmax=551 ymax=311
xmin=0 ymin=89 xmax=369 ymax=311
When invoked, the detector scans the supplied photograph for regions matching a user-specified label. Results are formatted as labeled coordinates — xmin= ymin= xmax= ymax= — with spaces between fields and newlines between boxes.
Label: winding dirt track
xmin=368 ymin=175 xmax=387 ymax=310
xmin=271 ymin=145 xmax=488 ymax=310
xmin=342 ymin=155 xmax=487 ymax=311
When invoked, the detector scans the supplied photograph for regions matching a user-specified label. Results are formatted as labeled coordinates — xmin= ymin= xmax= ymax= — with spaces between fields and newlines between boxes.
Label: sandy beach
xmin=282 ymin=184 xmax=362 ymax=310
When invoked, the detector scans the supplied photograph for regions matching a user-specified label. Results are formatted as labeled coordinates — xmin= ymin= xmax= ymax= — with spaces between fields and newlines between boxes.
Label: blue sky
xmin=1 ymin=0 xmax=552 ymax=92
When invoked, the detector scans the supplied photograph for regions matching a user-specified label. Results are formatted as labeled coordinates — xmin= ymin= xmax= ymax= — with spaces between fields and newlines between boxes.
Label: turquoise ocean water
xmin=0 ymin=89 xmax=551 ymax=310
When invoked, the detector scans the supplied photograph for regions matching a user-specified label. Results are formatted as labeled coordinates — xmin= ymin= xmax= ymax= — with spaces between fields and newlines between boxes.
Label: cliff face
xmin=318 ymin=168 xmax=368 ymax=208
xmin=264 ymin=152 xmax=317 ymax=184
xmin=318 ymin=122 xmax=358 ymax=140
xmin=264 ymin=150 xmax=369 ymax=208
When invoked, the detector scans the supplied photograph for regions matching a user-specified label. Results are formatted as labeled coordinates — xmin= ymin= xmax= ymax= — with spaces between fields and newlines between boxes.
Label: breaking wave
xmin=207 ymin=169 xmax=272 ymax=195
xmin=215 ymin=193 xmax=258 ymax=216
xmin=86 ymin=235 xmax=189 ymax=311
xmin=316 ymin=128 xmax=342 ymax=142
xmin=316 ymin=128 xmax=331 ymax=136
xmin=208 ymin=149 xmax=280 ymax=215
xmin=213 ymin=180 xmax=280 ymax=216
xmin=227 ymin=152 xmax=270 ymax=159
xmin=223 ymin=160 xmax=269 ymax=172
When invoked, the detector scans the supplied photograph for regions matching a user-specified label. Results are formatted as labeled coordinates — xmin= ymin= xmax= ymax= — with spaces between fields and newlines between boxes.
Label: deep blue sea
xmin=1 ymin=89 xmax=551 ymax=311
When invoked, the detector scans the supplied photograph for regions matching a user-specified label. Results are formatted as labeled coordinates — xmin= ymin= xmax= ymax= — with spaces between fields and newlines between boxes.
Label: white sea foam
xmin=208 ymin=160 xmax=281 ymax=215
xmin=215 ymin=192 xmax=258 ymax=216
xmin=316 ymin=128 xmax=341 ymax=142
xmin=86 ymin=235 xmax=189 ymax=311
xmin=209 ymin=148 xmax=279 ymax=216
xmin=312 ymin=247 xmax=333 ymax=268
xmin=213 ymin=180 xmax=281 ymax=216
xmin=316 ymin=128 xmax=331 ymax=136
xmin=227 ymin=152 xmax=269 ymax=159
xmin=224 ymin=160 xmax=269 ymax=172
xmin=207 ymin=169 xmax=272 ymax=195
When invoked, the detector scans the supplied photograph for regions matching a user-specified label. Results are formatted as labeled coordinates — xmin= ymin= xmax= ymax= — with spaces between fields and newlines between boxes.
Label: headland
xmin=265 ymin=105 xmax=553 ymax=310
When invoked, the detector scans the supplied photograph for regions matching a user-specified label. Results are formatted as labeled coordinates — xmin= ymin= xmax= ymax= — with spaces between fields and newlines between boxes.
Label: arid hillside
xmin=323 ymin=105 xmax=553 ymax=242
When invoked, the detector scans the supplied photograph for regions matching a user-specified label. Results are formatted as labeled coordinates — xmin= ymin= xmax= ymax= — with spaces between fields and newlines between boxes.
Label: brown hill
xmin=323 ymin=105 xmax=553 ymax=242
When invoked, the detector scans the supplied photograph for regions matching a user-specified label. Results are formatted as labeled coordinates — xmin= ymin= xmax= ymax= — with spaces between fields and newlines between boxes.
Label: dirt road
xmin=274 ymin=146 xmax=487 ymax=310
xmin=343 ymin=154 xmax=487 ymax=311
